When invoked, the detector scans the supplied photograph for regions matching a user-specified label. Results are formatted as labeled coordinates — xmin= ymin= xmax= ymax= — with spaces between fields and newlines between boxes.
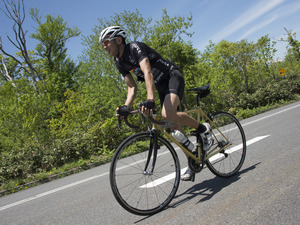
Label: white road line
xmin=1 ymin=103 xmax=298 ymax=211
xmin=139 ymin=168 xmax=188 ymax=189
xmin=0 ymin=173 xmax=108 ymax=212
xmin=242 ymin=103 xmax=300 ymax=127
xmin=209 ymin=135 xmax=270 ymax=162
xmin=139 ymin=135 xmax=270 ymax=188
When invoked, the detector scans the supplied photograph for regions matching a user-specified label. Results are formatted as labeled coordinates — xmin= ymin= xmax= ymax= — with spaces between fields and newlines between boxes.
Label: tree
xmin=233 ymin=40 xmax=256 ymax=93
xmin=0 ymin=0 xmax=38 ymax=92
xmin=113 ymin=9 xmax=152 ymax=42
xmin=145 ymin=9 xmax=194 ymax=63
xmin=30 ymin=8 xmax=81 ymax=73
xmin=255 ymin=35 xmax=277 ymax=81
xmin=282 ymin=28 xmax=300 ymax=60
xmin=30 ymin=8 xmax=81 ymax=100
xmin=280 ymin=28 xmax=300 ymax=81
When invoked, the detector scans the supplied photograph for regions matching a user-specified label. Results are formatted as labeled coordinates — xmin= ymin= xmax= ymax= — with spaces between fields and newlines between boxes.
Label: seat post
xmin=197 ymin=94 xmax=201 ymax=106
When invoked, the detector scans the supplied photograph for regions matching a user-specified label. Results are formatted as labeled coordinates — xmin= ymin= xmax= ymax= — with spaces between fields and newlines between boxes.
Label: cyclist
xmin=99 ymin=26 xmax=212 ymax=181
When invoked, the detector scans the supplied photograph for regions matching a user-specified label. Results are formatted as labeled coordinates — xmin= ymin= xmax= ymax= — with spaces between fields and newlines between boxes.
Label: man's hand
xmin=142 ymin=99 xmax=155 ymax=109
xmin=141 ymin=99 xmax=155 ymax=117
xmin=116 ymin=105 xmax=130 ymax=118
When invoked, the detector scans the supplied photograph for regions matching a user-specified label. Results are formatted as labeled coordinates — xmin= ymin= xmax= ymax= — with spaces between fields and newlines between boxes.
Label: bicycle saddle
xmin=187 ymin=85 xmax=210 ymax=98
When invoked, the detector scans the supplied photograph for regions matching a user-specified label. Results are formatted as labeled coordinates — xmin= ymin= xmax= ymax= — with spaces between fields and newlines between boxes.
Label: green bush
xmin=235 ymin=79 xmax=296 ymax=109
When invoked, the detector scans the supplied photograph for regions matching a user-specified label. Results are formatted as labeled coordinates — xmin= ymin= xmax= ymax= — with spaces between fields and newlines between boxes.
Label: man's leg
xmin=161 ymin=93 xmax=199 ymax=130
xmin=162 ymin=93 xmax=197 ymax=181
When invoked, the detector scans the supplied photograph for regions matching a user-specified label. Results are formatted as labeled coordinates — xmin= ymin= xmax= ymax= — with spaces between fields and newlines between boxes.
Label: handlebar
xmin=118 ymin=103 xmax=174 ymax=129
xmin=118 ymin=109 xmax=141 ymax=129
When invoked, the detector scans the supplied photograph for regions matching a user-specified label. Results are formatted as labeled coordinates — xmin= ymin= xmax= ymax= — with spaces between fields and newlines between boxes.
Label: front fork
xmin=143 ymin=129 xmax=158 ymax=175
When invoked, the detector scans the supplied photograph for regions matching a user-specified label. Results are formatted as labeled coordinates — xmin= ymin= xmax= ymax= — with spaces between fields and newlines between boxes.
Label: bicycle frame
xmin=152 ymin=107 xmax=231 ymax=164
xmin=111 ymin=85 xmax=247 ymax=215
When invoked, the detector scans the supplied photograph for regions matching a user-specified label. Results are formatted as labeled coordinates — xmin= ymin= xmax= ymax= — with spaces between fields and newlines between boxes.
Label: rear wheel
xmin=206 ymin=112 xmax=246 ymax=177
xmin=110 ymin=132 xmax=180 ymax=215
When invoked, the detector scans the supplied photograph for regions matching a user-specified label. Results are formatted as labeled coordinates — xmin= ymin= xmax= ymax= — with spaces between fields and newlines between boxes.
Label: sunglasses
xmin=102 ymin=37 xmax=117 ymax=46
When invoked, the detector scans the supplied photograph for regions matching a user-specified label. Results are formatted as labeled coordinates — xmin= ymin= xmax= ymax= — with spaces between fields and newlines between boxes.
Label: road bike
xmin=110 ymin=85 xmax=246 ymax=215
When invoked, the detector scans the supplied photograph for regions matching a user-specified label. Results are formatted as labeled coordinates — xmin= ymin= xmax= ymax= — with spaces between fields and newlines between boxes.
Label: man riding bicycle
xmin=99 ymin=26 xmax=212 ymax=181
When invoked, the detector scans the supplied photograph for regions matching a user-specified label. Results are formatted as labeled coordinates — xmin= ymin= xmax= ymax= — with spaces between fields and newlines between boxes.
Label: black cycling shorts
xmin=155 ymin=69 xmax=185 ymax=106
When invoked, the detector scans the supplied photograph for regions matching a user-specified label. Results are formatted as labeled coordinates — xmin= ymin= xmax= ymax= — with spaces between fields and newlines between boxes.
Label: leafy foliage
xmin=0 ymin=8 xmax=299 ymax=191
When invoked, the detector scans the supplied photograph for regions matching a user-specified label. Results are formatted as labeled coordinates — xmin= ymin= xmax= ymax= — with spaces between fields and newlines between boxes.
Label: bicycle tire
xmin=110 ymin=132 xmax=180 ymax=215
xmin=205 ymin=112 xmax=246 ymax=177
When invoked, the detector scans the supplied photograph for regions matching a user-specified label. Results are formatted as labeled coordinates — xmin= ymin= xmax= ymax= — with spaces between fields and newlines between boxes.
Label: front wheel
xmin=110 ymin=132 xmax=180 ymax=216
xmin=206 ymin=112 xmax=246 ymax=177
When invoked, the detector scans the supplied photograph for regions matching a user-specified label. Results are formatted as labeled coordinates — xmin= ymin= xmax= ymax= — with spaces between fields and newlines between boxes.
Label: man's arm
xmin=124 ymin=73 xmax=137 ymax=107
xmin=139 ymin=57 xmax=155 ymax=100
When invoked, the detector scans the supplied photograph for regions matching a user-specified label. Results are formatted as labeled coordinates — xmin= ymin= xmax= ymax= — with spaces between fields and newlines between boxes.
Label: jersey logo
xmin=157 ymin=59 xmax=169 ymax=67
xmin=130 ymin=67 xmax=140 ymax=73
xmin=129 ymin=55 xmax=136 ymax=64
xmin=132 ymin=43 xmax=142 ymax=54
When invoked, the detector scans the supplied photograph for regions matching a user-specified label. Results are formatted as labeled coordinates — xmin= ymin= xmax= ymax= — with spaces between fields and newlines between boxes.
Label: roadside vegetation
xmin=1 ymin=2 xmax=299 ymax=195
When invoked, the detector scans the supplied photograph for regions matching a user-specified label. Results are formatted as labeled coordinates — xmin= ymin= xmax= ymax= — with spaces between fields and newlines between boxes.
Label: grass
xmin=0 ymin=154 xmax=112 ymax=196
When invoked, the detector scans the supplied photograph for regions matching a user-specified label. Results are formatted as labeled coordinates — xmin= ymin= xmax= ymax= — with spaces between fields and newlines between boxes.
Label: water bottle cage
xmin=182 ymin=139 xmax=190 ymax=149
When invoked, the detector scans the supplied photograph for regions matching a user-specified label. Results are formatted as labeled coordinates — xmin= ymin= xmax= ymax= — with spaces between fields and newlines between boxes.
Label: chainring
xmin=188 ymin=156 xmax=203 ymax=173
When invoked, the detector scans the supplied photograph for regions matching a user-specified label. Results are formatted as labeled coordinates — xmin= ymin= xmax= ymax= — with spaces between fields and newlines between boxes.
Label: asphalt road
xmin=1 ymin=101 xmax=299 ymax=225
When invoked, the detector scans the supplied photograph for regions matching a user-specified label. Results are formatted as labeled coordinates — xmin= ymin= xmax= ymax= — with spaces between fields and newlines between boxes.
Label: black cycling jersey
xmin=115 ymin=42 xmax=178 ymax=84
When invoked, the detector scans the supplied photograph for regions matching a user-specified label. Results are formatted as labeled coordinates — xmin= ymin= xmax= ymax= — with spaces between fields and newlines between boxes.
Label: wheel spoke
xmin=110 ymin=132 xmax=180 ymax=215
xmin=206 ymin=112 xmax=246 ymax=177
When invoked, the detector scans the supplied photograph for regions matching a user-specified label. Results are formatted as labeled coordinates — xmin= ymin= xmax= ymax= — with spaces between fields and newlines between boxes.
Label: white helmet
xmin=99 ymin=26 xmax=127 ymax=43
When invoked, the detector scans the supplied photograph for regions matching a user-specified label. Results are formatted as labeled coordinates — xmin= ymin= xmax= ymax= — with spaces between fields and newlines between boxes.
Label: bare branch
xmin=6 ymin=32 xmax=20 ymax=50
xmin=0 ymin=37 xmax=19 ymax=63
xmin=1 ymin=52 xmax=17 ymax=87
xmin=1 ymin=0 xmax=14 ymax=20
xmin=0 ymin=0 xmax=38 ymax=93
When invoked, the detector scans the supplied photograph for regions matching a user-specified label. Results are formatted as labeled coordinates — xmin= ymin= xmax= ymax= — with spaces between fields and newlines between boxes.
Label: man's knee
xmin=161 ymin=110 xmax=178 ymax=121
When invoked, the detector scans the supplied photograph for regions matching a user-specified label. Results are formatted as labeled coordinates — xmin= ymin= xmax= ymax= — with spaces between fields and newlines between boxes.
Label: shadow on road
xmin=170 ymin=162 xmax=260 ymax=208
xmin=134 ymin=163 xmax=260 ymax=223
